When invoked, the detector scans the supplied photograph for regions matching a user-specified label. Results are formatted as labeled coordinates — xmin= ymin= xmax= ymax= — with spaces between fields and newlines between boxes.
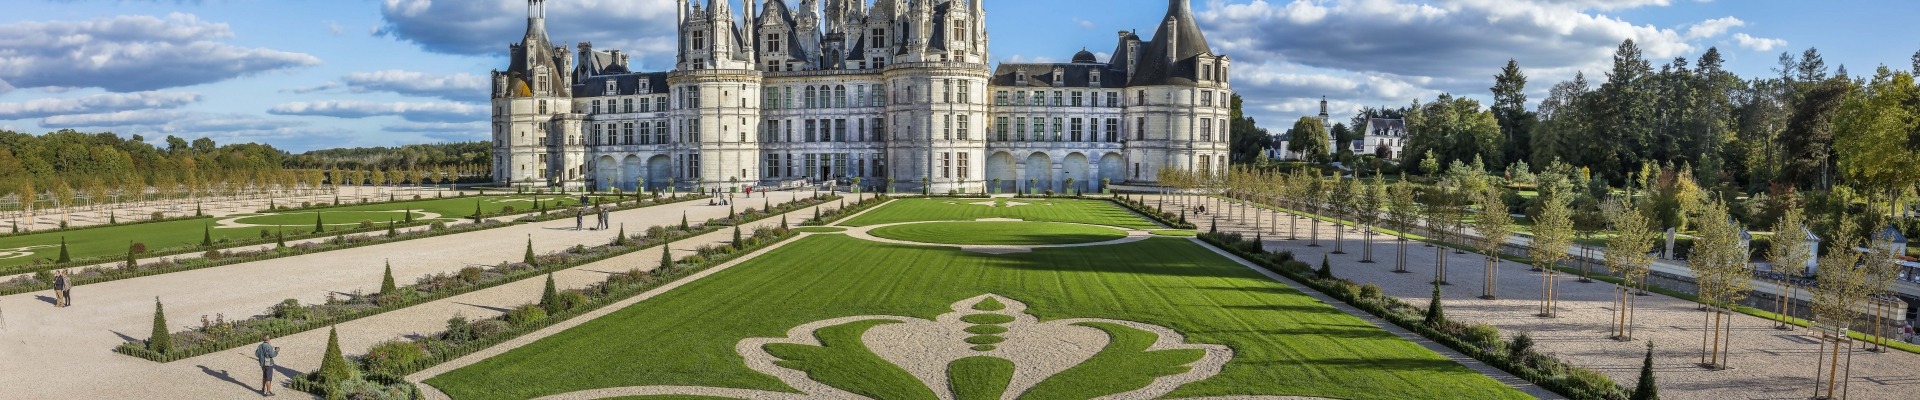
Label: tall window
xmin=870 ymin=29 xmax=887 ymax=47
xmin=1052 ymin=118 xmax=1063 ymax=141
xmin=591 ymin=100 xmax=602 ymax=114
xmin=805 ymin=120 xmax=818 ymax=142
xmin=834 ymin=85 xmax=847 ymax=108
xmin=654 ymin=97 xmax=666 ymax=112
xmin=1070 ymin=118 xmax=1083 ymax=142
xmin=654 ymin=122 xmax=668 ymax=144
xmin=766 ymin=154 xmax=781 ymax=177
xmin=1136 ymin=117 xmax=1146 ymax=141
xmin=940 ymin=152 xmax=952 ymax=179
xmin=957 ymin=152 xmax=971 ymax=178
xmin=1105 ymin=118 xmax=1119 ymax=142
xmin=1030 ymin=118 xmax=1044 ymax=141
xmin=765 ymin=33 xmax=782 ymax=52
xmin=957 ymin=82 xmax=970 ymax=104
xmin=834 ymin=119 xmax=848 ymax=142
xmin=1051 ymin=91 xmax=1063 ymax=106
xmin=804 ymin=87 xmax=817 ymax=108
xmin=1013 ymin=91 xmax=1027 ymax=105
xmin=957 ymin=115 xmax=970 ymax=140
xmin=623 ymin=98 xmax=633 ymax=113
xmin=941 ymin=80 xmax=953 ymax=103
xmin=1136 ymin=90 xmax=1146 ymax=106
xmin=623 ymin=122 xmax=635 ymax=145
xmin=690 ymin=31 xmax=706 ymax=50
xmin=995 ymin=90 xmax=1008 ymax=105
xmin=941 ymin=115 xmax=952 ymax=140
xmin=1199 ymin=119 xmax=1212 ymax=142
xmin=1071 ymin=92 xmax=1084 ymax=107
xmin=995 ymin=117 xmax=1009 ymax=141
xmin=1015 ymin=117 xmax=1027 ymax=141
xmin=1106 ymin=92 xmax=1118 ymax=108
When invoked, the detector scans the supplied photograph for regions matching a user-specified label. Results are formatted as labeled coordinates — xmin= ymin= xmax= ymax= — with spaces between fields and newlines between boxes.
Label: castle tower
xmin=669 ymin=0 xmax=764 ymax=191
xmin=1123 ymin=0 xmax=1231 ymax=183
xmin=883 ymin=0 xmax=990 ymax=193
xmin=492 ymin=0 xmax=585 ymax=188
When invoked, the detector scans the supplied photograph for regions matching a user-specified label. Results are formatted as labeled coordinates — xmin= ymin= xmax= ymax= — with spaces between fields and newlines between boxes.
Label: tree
xmin=1387 ymin=174 xmax=1421 ymax=273
xmin=380 ymin=261 xmax=397 ymax=298
xmin=1424 ymin=280 xmax=1445 ymax=326
xmin=1834 ymin=67 xmax=1920 ymax=218
xmin=1286 ymin=116 xmax=1330 ymax=163
xmin=1405 ymin=94 xmax=1504 ymax=172
xmin=1317 ymin=254 xmax=1333 ymax=279
xmin=147 ymin=297 xmax=171 ymax=354
xmin=732 ymin=225 xmax=743 ymax=249
xmin=56 ymin=237 xmax=70 ymax=263
xmin=1529 ymin=170 xmax=1575 ymax=317
xmin=316 ymin=326 xmax=355 ymax=384
xmin=125 ymin=243 xmax=138 ymax=269
xmin=1686 ymin=199 xmax=1750 ymax=369
xmin=1809 ymin=216 xmax=1870 ymax=395
xmin=1632 ymin=342 xmax=1659 ymax=400
xmin=1595 ymin=39 xmax=1655 ymax=179
xmin=1492 ymin=59 xmax=1537 ymax=168
xmin=1606 ymin=198 xmax=1659 ymax=340
xmin=200 ymin=224 xmax=212 ymax=248
xmin=659 ymin=244 xmax=674 ymax=271
xmin=1358 ymin=172 xmax=1387 ymax=263
xmin=523 ymin=236 xmax=536 ymax=266
xmin=680 ymin=211 xmax=689 ymax=230
xmin=1471 ymin=183 xmax=1513 ymax=300
xmin=314 ymin=212 xmax=325 ymax=233
xmin=1329 ymin=174 xmax=1355 ymax=254
xmin=1418 ymin=149 xmax=1441 ymax=176
xmin=539 ymin=273 xmax=558 ymax=314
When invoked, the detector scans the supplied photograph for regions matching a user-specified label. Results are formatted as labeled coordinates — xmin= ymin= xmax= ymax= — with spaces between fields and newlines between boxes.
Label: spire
xmin=524 ymin=0 xmax=550 ymax=46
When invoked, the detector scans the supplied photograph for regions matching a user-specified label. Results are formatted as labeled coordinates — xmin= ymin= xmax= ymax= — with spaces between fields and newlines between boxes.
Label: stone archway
xmin=1099 ymin=152 xmax=1125 ymax=187
xmin=986 ymin=151 xmax=1017 ymax=193
xmin=622 ymin=155 xmax=643 ymax=191
xmin=1023 ymin=152 xmax=1052 ymax=193
xmin=597 ymin=155 xmax=619 ymax=191
xmin=646 ymin=155 xmax=673 ymax=191
xmin=1062 ymin=152 xmax=1090 ymax=194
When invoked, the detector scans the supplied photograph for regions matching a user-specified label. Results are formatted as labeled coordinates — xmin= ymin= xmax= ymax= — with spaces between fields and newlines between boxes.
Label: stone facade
xmin=492 ymin=0 xmax=1231 ymax=193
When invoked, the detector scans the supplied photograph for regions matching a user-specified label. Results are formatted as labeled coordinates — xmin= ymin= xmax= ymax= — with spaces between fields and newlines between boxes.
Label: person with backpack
xmin=254 ymin=335 xmax=280 ymax=396
xmin=51 ymin=271 xmax=68 ymax=307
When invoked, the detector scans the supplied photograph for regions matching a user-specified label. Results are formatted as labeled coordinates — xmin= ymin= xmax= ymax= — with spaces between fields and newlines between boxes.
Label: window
xmin=1220 ymin=118 xmax=1229 ymax=142
xmin=953 ymin=27 xmax=967 ymax=44
xmin=654 ymin=97 xmax=666 ymax=112
xmin=1070 ymin=118 xmax=1083 ymax=142
xmin=689 ymin=88 xmax=701 ymax=108
xmin=624 ymin=98 xmax=634 ymax=113
xmin=783 ymin=87 xmax=794 ymax=109
xmin=1013 ymin=91 xmax=1027 ymax=105
xmin=1200 ymin=90 xmax=1213 ymax=106
xmin=1199 ymin=119 xmax=1212 ymax=142
xmin=1032 ymin=91 xmax=1045 ymax=106
xmin=654 ymin=122 xmax=668 ymax=144
xmin=873 ymin=117 xmax=885 ymax=141
xmin=1091 ymin=70 xmax=1102 ymax=86
xmin=870 ymin=57 xmax=885 ymax=69
xmin=1106 ymin=92 xmax=1118 ymax=108
xmin=942 ymin=114 xmax=952 ymax=140
xmin=940 ymin=152 xmax=952 ymax=179
xmin=623 ymin=122 xmax=635 ymax=145
xmin=856 ymin=85 xmax=866 ymax=107
xmin=995 ymin=90 xmax=1008 ymax=105
xmin=834 ymin=86 xmax=847 ymax=108
xmin=871 ymin=29 xmax=887 ymax=48
xmin=957 ymin=115 xmax=970 ymax=140
xmin=804 ymin=86 xmax=816 ymax=108
xmin=957 ymin=81 xmax=970 ymax=104
xmin=1051 ymin=91 xmax=1063 ymax=106
xmin=874 ymin=84 xmax=887 ymax=106
xmin=690 ymin=31 xmax=706 ymax=50
xmin=1136 ymin=117 xmax=1146 ymax=141
xmin=1201 ymin=63 xmax=1212 ymax=81
xmin=805 ymin=120 xmax=818 ymax=142
xmin=591 ymin=100 xmax=601 ymax=114
xmin=1072 ymin=91 xmax=1083 ymax=107
xmin=995 ymin=117 xmax=1009 ymax=141
xmin=766 ymin=154 xmax=781 ymax=177
xmin=1015 ymin=117 xmax=1027 ymax=141
xmin=686 ymin=154 xmax=701 ymax=179
xmin=1031 ymin=118 xmax=1044 ymax=141
xmin=765 ymin=33 xmax=782 ymax=53
xmin=942 ymin=79 xmax=952 ymax=103
xmin=538 ymin=100 xmax=548 ymax=114
xmin=1137 ymin=90 xmax=1146 ymax=106
xmin=606 ymin=81 xmax=618 ymax=94
xmin=1105 ymin=118 xmax=1119 ymax=142
xmin=834 ymin=119 xmax=847 ymax=142
xmin=1133 ymin=163 xmax=1141 ymax=179
xmin=957 ymin=152 xmax=970 ymax=178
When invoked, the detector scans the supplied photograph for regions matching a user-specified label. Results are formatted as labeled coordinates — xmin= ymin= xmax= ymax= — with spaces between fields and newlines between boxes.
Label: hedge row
xmin=1198 ymin=231 xmax=1627 ymax=400
xmin=290 ymin=194 xmax=883 ymax=399
xmin=1111 ymin=194 xmax=1197 ymax=229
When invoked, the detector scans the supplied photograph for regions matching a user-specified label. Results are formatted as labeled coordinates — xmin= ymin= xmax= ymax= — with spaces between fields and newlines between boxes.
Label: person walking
xmin=598 ymin=206 xmax=609 ymax=230
xmin=574 ymin=207 xmax=584 ymax=230
xmin=51 ymin=270 xmax=67 ymax=307
xmin=254 ymin=335 xmax=279 ymax=396
xmin=60 ymin=270 xmax=72 ymax=307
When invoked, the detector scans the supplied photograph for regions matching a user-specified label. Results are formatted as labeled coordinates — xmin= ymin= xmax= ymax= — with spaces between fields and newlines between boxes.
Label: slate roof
xmin=1362 ymin=118 xmax=1408 ymax=137
xmin=1127 ymin=0 xmax=1215 ymax=87
xmin=574 ymin=72 xmax=670 ymax=97
xmin=990 ymin=62 xmax=1128 ymax=88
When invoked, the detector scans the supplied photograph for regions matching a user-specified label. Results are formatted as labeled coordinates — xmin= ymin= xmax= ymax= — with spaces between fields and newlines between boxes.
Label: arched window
xmin=834 ymin=85 xmax=847 ymax=108
xmin=804 ymin=86 xmax=817 ymax=108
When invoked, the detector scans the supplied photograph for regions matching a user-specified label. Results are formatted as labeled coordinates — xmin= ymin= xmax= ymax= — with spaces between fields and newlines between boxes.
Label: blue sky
xmin=1 ymin=0 xmax=1914 ymax=152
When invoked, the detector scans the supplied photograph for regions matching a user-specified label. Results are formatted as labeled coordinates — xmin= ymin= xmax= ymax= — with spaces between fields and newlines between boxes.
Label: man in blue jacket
xmin=255 ymin=335 xmax=280 ymax=396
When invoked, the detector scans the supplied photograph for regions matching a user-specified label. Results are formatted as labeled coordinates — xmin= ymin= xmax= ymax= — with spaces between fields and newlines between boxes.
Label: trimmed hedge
xmin=289 ymin=194 xmax=885 ymax=399
xmin=1198 ymin=231 xmax=1626 ymax=400
xmin=1112 ymin=196 xmax=1197 ymax=229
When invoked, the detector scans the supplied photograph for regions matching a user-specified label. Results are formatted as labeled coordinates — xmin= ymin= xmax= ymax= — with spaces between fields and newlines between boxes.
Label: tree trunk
xmin=1481 ymin=252 xmax=1499 ymax=300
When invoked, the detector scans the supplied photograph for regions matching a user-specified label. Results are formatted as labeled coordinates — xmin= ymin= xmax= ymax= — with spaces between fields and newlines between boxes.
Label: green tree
xmin=1834 ymin=67 xmax=1920 ymax=217
xmin=539 ymin=272 xmax=558 ymax=314
xmin=1595 ymin=39 xmax=1655 ymax=180
xmin=379 ymin=261 xmax=397 ymax=298
xmin=1687 ymin=199 xmax=1751 ymax=368
xmin=1471 ymin=183 xmax=1513 ymax=300
xmin=1606 ymin=198 xmax=1659 ymax=340
xmin=659 ymin=244 xmax=674 ymax=271
xmin=1424 ymin=280 xmax=1445 ymax=326
xmin=1766 ymin=204 xmax=1811 ymax=328
xmin=1358 ymin=172 xmax=1387 ymax=263
xmin=1229 ymin=95 xmax=1275 ymax=164
xmin=732 ymin=225 xmax=744 ymax=249
xmin=316 ymin=326 xmax=355 ymax=384
xmin=1387 ymin=174 xmax=1422 ymax=273
xmin=1286 ymin=116 xmax=1330 ymax=163
xmin=1529 ymin=170 xmax=1576 ymax=317
xmin=1317 ymin=254 xmax=1333 ymax=279
xmin=56 ymin=237 xmax=70 ymax=263
xmin=523 ymin=236 xmax=536 ymax=266
xmin=125 ymin=243 xmax=138 ymax=269
xmin=1491 ymin=59 xmax=1536 ymax=167
xmin=1405 ymin=94 xmax=1504 ymax=172
xmin=314 ymin=212 xmax=325 ymax=233
xmin=1632 ymin=342 xmax=1658 ymax=400
xmin=147 ymin=297 xmax=171 ymax=354
xmin=200 ymin=224 xmax=212 ymax=248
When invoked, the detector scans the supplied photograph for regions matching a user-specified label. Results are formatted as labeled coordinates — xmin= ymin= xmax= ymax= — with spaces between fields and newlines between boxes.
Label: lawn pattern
xmin=866 ymin=221 xmax=1128 ymax=245
xmin=427 ymin=235 xmax=1528 ymax=400
xmin=839 ymin=198 xmax=1161 ymax=229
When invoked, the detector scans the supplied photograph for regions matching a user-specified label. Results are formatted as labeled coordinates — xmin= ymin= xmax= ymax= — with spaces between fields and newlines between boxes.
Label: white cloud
xmin=268 ymin=100 xmax=485 ymax=123
xmin=384 ymin=121 xmax=486 ymax=133
xmin=1683 ymin=16 xmax=1743 ymax=39
xmin=0 ymin=91 xmax=201 ymax=119
xmin=284 ymin=82 xmax=343 ymax=94
xmin=1732 ymin=33 xmax=1787 ymax=51
xmin=1073 ymin=18 xmax=1096 ymax=29
xmin=0 ymin=13 xmax=321 ymax=92
xmin=377 ymin=0 xmax=679 ymax=66
xmin=40 ymin=109 xmax=189 ymax=127
xmin=343 ymin=70 xmax=488 ymax=101
xmin=327 ymin=21 xmax=346 ymax=36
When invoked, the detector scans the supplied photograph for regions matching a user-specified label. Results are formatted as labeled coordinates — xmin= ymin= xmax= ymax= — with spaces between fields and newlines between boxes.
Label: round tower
xmin=883 ymin=0 xmax=991 ymax=193
xmin=1122 ymin=0 xmax=1231 ymax=184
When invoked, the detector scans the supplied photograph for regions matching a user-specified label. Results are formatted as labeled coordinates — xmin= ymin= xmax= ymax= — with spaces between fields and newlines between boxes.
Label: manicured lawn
xmin=841 ymin=198 xmax=1160 ymax=229
xmin=231 ymin=210 xmax=438 ymax=226
xmin=428 ymin=235 xmax=1527 ymax=400
xmin=1151 ymin=229 xmax=1199 ymax=237
xmin=868 ymin=221 xmax=1126 ymax=245
xmin=0 ymin=195 xmax=587 ymax=271
xmin=792 ymin=227 xmax=847 ymax=233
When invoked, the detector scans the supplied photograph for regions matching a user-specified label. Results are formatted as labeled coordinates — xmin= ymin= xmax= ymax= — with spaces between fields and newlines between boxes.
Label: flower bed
xmin=2 ymin=195 xmax=706 ymax=296
xmin=289 ymin=194 xmax=887 ymax=399
xmin=1197 ymin=231 xmax=1625 ymax=400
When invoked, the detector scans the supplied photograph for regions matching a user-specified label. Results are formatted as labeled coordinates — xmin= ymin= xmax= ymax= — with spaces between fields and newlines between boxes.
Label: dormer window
xmin=1015 ymin=71 xmax=1027 ymax=86
xmin=871 ymin=29 xmax=887 ymax=48
xmin=1090 ymin=70 xmax=1102 ymax=86
xmin=765 ymin=33 xmax=782 ymax=53
xmin=691 ymin=31 xmax=707 ymax=51
xmin=1201 ymin=62 xmax=1212 ymax=81
xmin=605 ymin=80 xmax=617 ymax=94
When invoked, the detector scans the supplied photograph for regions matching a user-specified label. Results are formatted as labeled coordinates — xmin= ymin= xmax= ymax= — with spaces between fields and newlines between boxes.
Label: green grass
xmin=0 ymin=195 xmax=578 ymax=271
xmin=841 ymin=198 xmax=1160 ymax=229
xmin=792 ymin=227 xmax=847 ymax=233
xmin=232 ymin=210 xmax=438 ymax=226
xmin=428 ymin=235 xmax=1528 ymax=400
xmin=1151 ymin=229 xmax=1199 ymax=237
xmin=868 ymin=221 xmax=1127 ymax=245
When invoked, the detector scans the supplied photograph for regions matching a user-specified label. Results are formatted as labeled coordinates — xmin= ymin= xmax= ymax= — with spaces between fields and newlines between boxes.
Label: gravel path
xmin=1157 ymin=195 xmax=1920 ymax=400
xmin=0 ymin=191 xmax=804 ymax=399
xmin=839 ymin=219 xmax=1151 ymax=254
xmin=7 ymin=186 xmax=451 ymax=233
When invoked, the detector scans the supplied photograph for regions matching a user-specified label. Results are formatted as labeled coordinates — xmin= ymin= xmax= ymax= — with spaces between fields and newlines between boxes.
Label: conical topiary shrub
xmin=1632 ymin=342 xmax=1658 ymax=400
xmin=316 ymin=326 xmax=354 ymax=384
xmin=523 ymin=236 xmax=536 ymax=266
xmin=56 ymin=237 xmax=70 ymax=263
xmin=613 ymin=224 xmax=627 ymax=246
xmin=659 ymin=245 xmax=673 ymax=272
xmin=314 ymin=212 xmax=325 ymax=233
xmin=540 ymin=272 xmax=559 ymax=313
xmin=780 ymin=215 xmax=789 ymax=230
xmin=148 ymin=297 xmax=171 ymax=354
xmin=680 ymin=212 xmax=688 ymax=230
xmin=380 ymin=261 xmax=397 ymax=298
xmin=1424 ymin=280 xmax=1445 ymax=326
xmin=125 ymin=243 xmax=138 ymax=269
xmin=201 ymin=225 xmax=213 ymax=248
xmin=1317 ymin=254 xmax=1333 ymax=279
xmin=732 ymin=225 xmax=743 ymax=249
